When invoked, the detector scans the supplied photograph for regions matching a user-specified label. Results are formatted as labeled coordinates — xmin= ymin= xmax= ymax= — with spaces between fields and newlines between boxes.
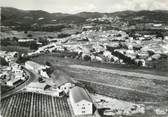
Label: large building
xmin=69 ymin=86 xmax=93 ymax=116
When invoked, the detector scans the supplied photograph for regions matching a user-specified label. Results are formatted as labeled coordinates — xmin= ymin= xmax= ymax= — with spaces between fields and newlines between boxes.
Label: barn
xmin=69 ymin=86 xmax=93 ymax=115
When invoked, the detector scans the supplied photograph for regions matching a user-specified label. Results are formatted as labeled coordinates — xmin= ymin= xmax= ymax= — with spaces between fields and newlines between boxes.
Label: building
xmin=25 ymin=82 xmax=47 ymax=92
xmin=50 ymin=70 xmax=75 ymax=96
xmin=25 ymin=61 xmax=44 ymax=73
xmin=69 ymin=86 xmax=93 ymax=115
xmin=25 ymin=82 xmax=66 ymax=97
xmin=18 ymin=39 xmax=35 ymax=43
xmin=6 ymin=77 xmax=22 ymax=86
xmin=25 ymin=61 xmax=50 ymax=78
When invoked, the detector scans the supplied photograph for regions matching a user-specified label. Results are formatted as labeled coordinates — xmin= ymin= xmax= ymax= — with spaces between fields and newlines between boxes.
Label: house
xmin=10 ymin=62 xmax=22 ymax=71
xmin=25 ymin=82 xmax=47 ymax=92
xmin=6 ymin=77 xmax=23 ymax=86
xmin=8 ymin=51 xmax=19 ymax=59
xmin=25 ymin=61 xmax=50 ymax=78
xmin=69 ymin=86 xmax=93 ymax=115
xmin=26 ymin=82 xmax=66 ymax=97
xmin=0 ymin=51 xmax=7 ymax=58
xmin=25 ymin=61 xmax=44 ymax=73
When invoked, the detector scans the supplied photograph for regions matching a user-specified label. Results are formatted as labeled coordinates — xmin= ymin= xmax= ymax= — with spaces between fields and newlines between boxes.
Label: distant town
xmin=1 ymin=7 xmax=168 ymax=117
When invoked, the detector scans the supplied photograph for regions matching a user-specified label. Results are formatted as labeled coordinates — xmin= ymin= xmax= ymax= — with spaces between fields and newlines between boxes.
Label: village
xmin=1 ymin=6 xmax=168 ymax=117
xmin=1 ymin=19 xmax=168 ymax=116
xmin=27 ymin=28 xmax=168 ymax=69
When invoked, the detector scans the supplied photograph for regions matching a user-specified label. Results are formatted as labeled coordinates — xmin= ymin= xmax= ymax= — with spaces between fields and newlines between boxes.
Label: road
xmin=1 ymin=67 xmax=38 ymax=100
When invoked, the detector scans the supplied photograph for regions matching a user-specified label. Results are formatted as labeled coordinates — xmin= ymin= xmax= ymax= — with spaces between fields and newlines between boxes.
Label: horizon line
xmin=1 ymin=6 xmax=168 ymax=14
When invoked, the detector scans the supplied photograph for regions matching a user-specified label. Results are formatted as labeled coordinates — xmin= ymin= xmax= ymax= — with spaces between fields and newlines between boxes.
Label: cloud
xmin=67 ymin=3 xmax=97 ymax=13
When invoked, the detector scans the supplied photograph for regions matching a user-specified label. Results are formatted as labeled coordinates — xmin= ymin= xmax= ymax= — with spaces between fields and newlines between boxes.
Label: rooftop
xmin=70 ymin=86 xmax=92 ymax=103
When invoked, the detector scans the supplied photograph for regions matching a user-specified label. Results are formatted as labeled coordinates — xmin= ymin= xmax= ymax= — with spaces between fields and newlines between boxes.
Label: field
xmin=1 ymin=92 xmax=72 ymax=117
xmin=1 ymin=46 xmax=32 ymax=54
xmin=31 ymin=53 xmax=168 ymax=76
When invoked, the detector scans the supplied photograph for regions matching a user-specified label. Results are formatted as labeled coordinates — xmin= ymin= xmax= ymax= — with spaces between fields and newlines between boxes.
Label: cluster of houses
xmin=0 ymin=51 xmax=28 ymax=86
xmin=27 ymin=29 xmax=168 ymax=67
xmin=0 ymin=51 xmax=19 ymax=63
xmin=86 ymin=15 xmax=128 ymax=29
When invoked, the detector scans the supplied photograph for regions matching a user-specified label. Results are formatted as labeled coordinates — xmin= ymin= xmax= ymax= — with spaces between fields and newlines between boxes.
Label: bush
xmin=57 ymin=33 xmax=70 ymax=38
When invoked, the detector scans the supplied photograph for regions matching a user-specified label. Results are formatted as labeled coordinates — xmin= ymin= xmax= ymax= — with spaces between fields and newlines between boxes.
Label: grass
xmin=31 ymin=53 xmax=168 ymax=76
xmin=1 ymin=85 xmax=14 ymax=94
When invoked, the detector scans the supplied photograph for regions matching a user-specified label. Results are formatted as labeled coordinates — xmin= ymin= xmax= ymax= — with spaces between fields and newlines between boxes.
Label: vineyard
xmin=1 ymin=92 xmax=72 ymax=117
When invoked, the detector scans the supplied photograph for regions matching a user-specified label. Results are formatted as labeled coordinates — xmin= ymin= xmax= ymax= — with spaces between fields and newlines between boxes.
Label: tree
xmin=45 ymin=61 xmax=52 ymax=66
xmin=0 ymin=57 xmax=9 ymax=66
xmin=27 ymin=34 xmax=32 ymax=38
xmin=45 ymin=61 xmax=54 ymax=75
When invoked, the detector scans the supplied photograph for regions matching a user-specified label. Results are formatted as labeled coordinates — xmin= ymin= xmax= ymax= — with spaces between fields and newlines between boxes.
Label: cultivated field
xmin=1 ymin=92 xmax=72 ymax=117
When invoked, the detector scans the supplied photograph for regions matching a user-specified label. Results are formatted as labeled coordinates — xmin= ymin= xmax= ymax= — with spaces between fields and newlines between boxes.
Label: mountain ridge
xmin=1 ymin=7 xmax=168 ymax=26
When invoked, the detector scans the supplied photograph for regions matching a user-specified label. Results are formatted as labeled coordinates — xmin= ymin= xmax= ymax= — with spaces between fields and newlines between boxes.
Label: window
xmin=82 ymin=107 xmax=85 ymax=109
xmin=82 ymin=111 xmax=85 ymax=113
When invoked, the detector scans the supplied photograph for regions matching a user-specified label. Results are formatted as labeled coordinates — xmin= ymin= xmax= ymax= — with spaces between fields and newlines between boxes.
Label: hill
xmin=1 ymin=7 xmax=168 ymax=28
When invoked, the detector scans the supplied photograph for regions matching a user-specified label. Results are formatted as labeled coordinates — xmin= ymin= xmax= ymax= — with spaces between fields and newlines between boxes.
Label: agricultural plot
xmin=1 ymin=92 xmax=72 ymax=117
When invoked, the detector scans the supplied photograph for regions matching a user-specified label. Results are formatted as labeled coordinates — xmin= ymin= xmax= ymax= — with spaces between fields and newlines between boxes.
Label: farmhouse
xmin=25 ymin=61 xmax=50 ymax=78
xmin=69 ymin=86 xmax=93 ymax=116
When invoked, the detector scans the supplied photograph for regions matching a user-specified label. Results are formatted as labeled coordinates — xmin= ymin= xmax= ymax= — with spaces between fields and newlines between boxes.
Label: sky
xmin=1 ymin=0 xmax=168 ymax=13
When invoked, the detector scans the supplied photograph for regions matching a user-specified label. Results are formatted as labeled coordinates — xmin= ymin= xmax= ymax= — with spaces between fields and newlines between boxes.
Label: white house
xmin=69 ymin=86 xmax=93 ymax=116
xmin=25 ymin=61 xmax=50 ymax=78
xmin=6 ymin=77 xmax=22 ymax=86
xmin=25 ymin=61 xmax=43 ymax=73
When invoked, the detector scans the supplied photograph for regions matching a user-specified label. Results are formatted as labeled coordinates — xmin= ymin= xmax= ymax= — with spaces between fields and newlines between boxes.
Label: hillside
xmin=1 ymin=7 xmax=168 ymax=28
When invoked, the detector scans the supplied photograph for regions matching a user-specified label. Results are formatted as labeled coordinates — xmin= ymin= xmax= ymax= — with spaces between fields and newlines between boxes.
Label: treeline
xmin=1 ymin=38 xmax=39 ymax=50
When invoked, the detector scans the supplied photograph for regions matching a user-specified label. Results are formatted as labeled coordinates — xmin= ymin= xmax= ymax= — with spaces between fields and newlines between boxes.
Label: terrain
xmin=1 ymin=7 xmax=168 ymax=117
xmin=1 ymin=7 xmax=168 ymax=30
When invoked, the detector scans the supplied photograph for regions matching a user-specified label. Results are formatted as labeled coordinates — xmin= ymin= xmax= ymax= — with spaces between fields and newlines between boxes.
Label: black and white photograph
xmin=0 ymin=0 xmax=168 ymax=117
